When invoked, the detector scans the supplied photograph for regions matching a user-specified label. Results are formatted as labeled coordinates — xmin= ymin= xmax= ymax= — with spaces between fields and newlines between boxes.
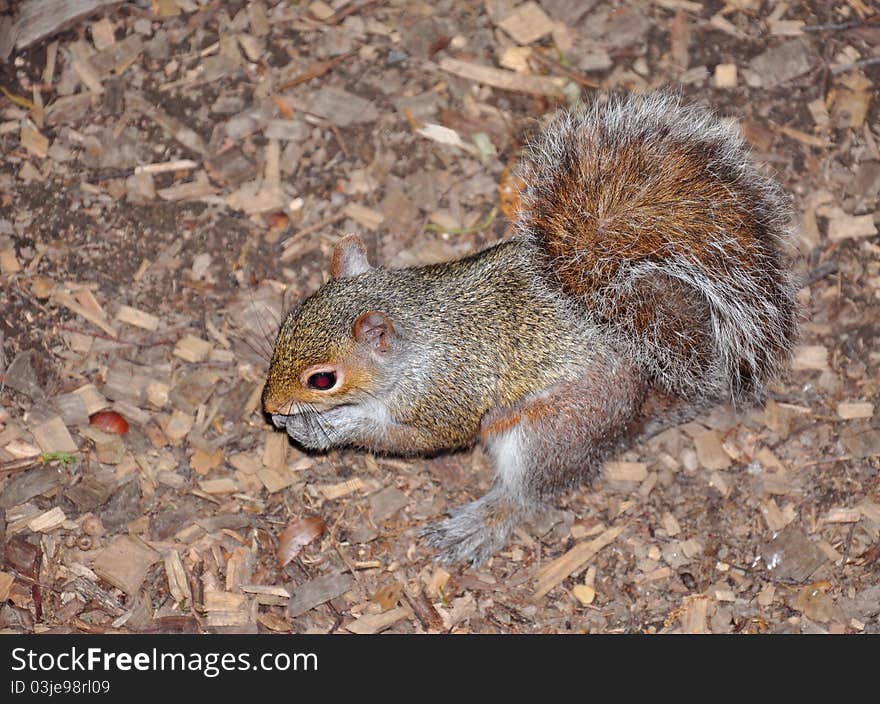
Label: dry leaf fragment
xmin=372 ymin=581 xmax=403 ymax=610
xmin=277 ymin=516 xmax=325 ymax=567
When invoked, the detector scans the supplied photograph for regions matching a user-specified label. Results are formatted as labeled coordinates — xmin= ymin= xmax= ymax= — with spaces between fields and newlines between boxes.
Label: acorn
xmin=89 ymin=410 xmax=129 ymax=435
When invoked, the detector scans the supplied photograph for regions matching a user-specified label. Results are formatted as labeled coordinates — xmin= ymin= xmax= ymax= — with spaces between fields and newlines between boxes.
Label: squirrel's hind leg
xmin=422 ymin=363 xmax=646 ymax=566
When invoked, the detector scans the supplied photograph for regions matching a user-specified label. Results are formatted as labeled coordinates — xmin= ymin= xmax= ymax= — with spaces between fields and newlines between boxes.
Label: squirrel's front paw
xmin=421 ymin=492 xmax=524 ymax=567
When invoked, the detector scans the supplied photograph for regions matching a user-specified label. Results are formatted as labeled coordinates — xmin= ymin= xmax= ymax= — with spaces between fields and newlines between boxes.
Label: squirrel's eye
xmin=307 ymin=371 xmax=337 ymax=391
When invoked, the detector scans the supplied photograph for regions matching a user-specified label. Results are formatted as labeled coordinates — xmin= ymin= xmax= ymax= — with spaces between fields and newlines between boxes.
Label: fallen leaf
xmin=277 ymin=516 xmax=325 ymax=567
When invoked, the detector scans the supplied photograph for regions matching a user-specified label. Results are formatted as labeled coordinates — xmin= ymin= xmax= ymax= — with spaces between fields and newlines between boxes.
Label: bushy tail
xmin=516 ymin=92 xmax=797 ymax=402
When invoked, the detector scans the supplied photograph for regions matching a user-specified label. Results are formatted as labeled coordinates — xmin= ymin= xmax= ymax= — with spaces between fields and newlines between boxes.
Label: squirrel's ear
xmin=353 ymin=311 xmax=394 ymax=354
xmin=331 ymin=234 xmax=372 ymax=278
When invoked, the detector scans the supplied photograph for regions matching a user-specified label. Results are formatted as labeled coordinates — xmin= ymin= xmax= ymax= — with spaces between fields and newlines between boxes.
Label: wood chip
xmin=714 ymin=63 xmax=737 ymax=88
xmin=173 ymin=334 xmax=213 ymax=362
xmin=654 ymin=0 xmax=703 ymax=11
xmin=309 ymin=2 xmax=335 ymax=22
xmin=116 ymin=304 xmax=160 ymax=331
xmin=305 ymin=87 xmax=379 ymax=127
xmin=90 ymin=16 xmax=115 ymax=50
xmin=841 ymin=429 xmax=880 ymax=459
xmin=72 ymin=57 xmax=104 ymax=94
xmin=0 ymin=466 xmax=61 ymax=509
xmin=163 ymin=550 xmax=192 ymax=604
xmin=190 ymin=447 xmax=223 ymax=475
xmin=858 ymin=500 xmax=880 ymax=524
xmin=204 ymin=589 xmax=249 ymax=627
xmin=316 ymin=477 xmax=366 ymax=500
xmin=534 ymin=524 xmax=625 ymax=599
xmin=773 ymin=123 xmax=832 ymax=149
xmin=837 ymin=402 xmax=874 ymax=419
xmin=343 ymin=202 xmax=385 ymax=230
xmin=134 ymin=159 xmax=199 ymax=175
xmin=826 ymin=210 xmax=877 ymax=242
xmin=761 ymin=498 xmax=790 ymax=531
xmin=228 ymin=452 xmax=261 ymax=475
xmin=262 ymin=431 xmax=288 ymax=470
xmin=27 ymin=506 xmax=66 ymax=532
xmin=157 ymin=172 xmax=219 ymax=202
xmin=0 ymin=572 xmax=13 ymax=602
xmin=823 ymin=507 xmax=861 ymax=524
xmin=345 ymin=605 xmax=412 ymax=634
xmin=402 ymin=584 xmax=444 ymax=631
xmin=829 ymin=88 xmax=871 ymax=130
xmin=748 ymin=39 xmax=814 ymax=89
xmin=498 ymin=1 xmax=555 ymax=45
xmin=257 ymin=467 xmax=298 ymax=493
xmin=792 ymin=344 xmax=830 ymax=371
xmin=693 ymin=430 xmax=732 ymax=470
xmin=226 ymin=546 xmax=253 ymax=591
xmin=769 ymin=19 xmax=804 ymax=36
xmin=605 ymin=461 xmax=648 ymax=482
xmin=669 ymin=8 xmax=690 ymax=70
xmin=288 ymin=572 xmax=355 ymax=617
xmin=199 ymin=478 xmax=238 ymax=494
xmin=762 ymin=526 xmax=826 ymax=583
xmin=32 ymin=416 xmax=78 ymax=453
xmin=499 ymin=46 xmax=532 ymax=72
xmin=241 ymin=584 xmax=291 ymax=605
xmin=52 ymin=288 xmax=117 ymax=337
xmin=0 ymin=249 xmax=21 ymax=274
xmin=14 ymin=0 xmax=122 ymax=50
xmin=572 ymin=584 xmax=596 ymax=605
xmin=679 ymin=595 xmax=709 ymax=633
xmin=662 ymin=511 xmax=681 ymax=537
xmin=126 ymin=92 xmax=208 ymax=156
xmin=159 ymin=410 xmax=193 ymax=444
xmin=92 ymin=535 xmax=160 ymax=596
xmin=20 ymin=125 xmax=49 ymax=158
xmin=440 ymin=57 xmax=565 ymax=98
xmin=793 ymin=583 xmax=845 ymax=624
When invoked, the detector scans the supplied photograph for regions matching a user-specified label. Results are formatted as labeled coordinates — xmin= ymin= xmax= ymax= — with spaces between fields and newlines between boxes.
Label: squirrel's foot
xmin=421 ymin=490 xmax=529 ymax=567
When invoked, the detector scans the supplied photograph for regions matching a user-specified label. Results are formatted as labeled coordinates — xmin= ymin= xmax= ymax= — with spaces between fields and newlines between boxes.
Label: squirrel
xmin=262 ymin=92 xmax=798 ymax=566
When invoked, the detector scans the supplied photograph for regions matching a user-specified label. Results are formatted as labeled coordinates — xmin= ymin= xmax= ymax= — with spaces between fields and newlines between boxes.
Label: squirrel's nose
xmin=261 ymin=385 xmax=285 ymax=415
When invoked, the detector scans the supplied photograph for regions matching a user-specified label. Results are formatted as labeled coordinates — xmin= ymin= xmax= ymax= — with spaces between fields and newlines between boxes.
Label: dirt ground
xmin=1 ymin=0 xmax=879 ymax=634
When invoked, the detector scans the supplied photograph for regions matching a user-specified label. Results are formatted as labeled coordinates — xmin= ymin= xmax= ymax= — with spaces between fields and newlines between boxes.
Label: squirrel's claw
xmin=421 ymin=491 xmax=525 ymax=567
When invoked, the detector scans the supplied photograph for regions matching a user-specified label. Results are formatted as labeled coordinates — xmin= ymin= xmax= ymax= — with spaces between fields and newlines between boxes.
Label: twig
xmin=327 ymin=122 xmax=350 ymax=159
xmin=804 ymin=260 xmax=839 ymax=286
xmin=277 ymin=51 xmax=357 ymax=91
xmin=531 ymin=50 xmax=600 ymax=89
xmin=0 ymin=452 xmax=76 ymax=478
xmin=840 ymin=523 xmax=857 ymax=567
xmin=802 ymin=15 xmax=879 ymax=32
xmin=281 ymin=212 xmax=347 ymax=251
xmin=831 ymin=56 xmax=880 ymax=75
xmin=795 ymin=454 xmax=852 ymax=469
